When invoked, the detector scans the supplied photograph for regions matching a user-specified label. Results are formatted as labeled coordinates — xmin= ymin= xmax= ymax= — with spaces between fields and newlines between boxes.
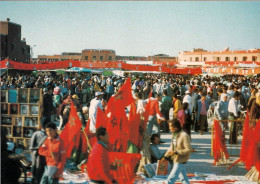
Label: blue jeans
xmin=40 ymin=166 xmax=59 ymax=184
xmin=167 ymin=163 xmax=190 ymax=184
xmin=147 ymin=116 xmax=160 ymax=137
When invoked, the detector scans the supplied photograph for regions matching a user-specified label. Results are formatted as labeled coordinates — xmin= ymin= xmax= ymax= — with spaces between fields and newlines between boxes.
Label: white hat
xmin=185 ymin=90 xmax=190 ymax=94
xmin=95 ymin=92 xmax=104 ymax=97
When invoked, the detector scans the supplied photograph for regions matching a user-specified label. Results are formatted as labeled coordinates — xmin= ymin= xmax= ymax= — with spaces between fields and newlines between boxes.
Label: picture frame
xmin=1 ymin=90 xmax=8 ymax=103
xmin=29 ymin=89 xmax=40 ymax=104
xmin=6 ymin=127 xmax=12 ymax=137
xmin=14 ymin=116 xmax=23 ymax=126
xmin=8 ymin=89 xmax=18 ymax=103
xmin=13 ymin=126 xmax=22 ymax=137
xmin=30 ymin=105 xmax=39 ymax=116
xmin=16 ymin=138 xmax=24 ymax=147
xmin=1 ymin=116 xmax=12 ymax=125
xmin=18 ymin=88 xmax=29 ymax=103
xmin=25 ymin=117 xmax=38 ymax=127
xmin=23 ymin=128 xmax=36 ymax=138
xmin=25 ymin=139 xmax=31 ymax=148
xmin=20 ymin=104 xmax=29 ymax=115
xmin=1 ymin=103 xmax=9 ymax=114
xmin=10 ymin=103 xmax=19 ymax=115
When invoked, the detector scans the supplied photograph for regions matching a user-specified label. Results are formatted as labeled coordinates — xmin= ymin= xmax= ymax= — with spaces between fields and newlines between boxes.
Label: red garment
xmin=39 ymin=136 xmax=66 ymax=178
xmin=87 ymin=142 xmax=114 ymax=184
xmin=178 ymin=110 xmax=186 ymax=127
xmin=147 ymin=98 xmax=163 ymax=117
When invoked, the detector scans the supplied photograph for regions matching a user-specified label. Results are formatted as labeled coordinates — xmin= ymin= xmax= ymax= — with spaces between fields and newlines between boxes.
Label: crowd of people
xmin=1 ymin=71 xmax=260 ymax=183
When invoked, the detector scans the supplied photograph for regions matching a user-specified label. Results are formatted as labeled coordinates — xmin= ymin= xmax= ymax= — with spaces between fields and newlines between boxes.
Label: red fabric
xmin=106 ymin=98 xmax=128 ymax=151
xmin=113 ymin=78 xmax=135 ymax=108
xmin=127 ymin=103 xmax=141 ymax=146
xmin=38 ymin=136 xmax=66 ymax=178
xmin=87 ymin=142 xmax=114 ymax=184
xmin=96 ymin=107 xmax=108 ymax=129
xmin=60 ymin=102 xmax=82 ymax=158
xmin=82 ymin=119 xmax=96 ymax=153
xmin=213 ymin=120 xmax=229 ymax=165
xmin=109 ymin=152 xmax=141 ymax=184
xmin=240 ymin=111 xmax=252 ymax=165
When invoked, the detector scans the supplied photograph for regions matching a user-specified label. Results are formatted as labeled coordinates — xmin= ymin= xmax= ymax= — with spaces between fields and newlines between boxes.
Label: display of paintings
xmin=24 ymin=117 xmax=38 ymax=127
xmin=16 ymin=139 xmax=24 ymax=147
xmin=1 ymin=90 xmax=8 ymax=103
xmin=30 ymin=89 xmax=40 ymax=103
xmin=10 ymin=104 xmax=19 ymax=115
xmin=1 ymin=103 xmax=8 ymax=114
xmin=20 ymin=104 xmax=29 ymax=115
xmin=14 ymin=117 xmax=23 ymax=126
xmin=18 ymin=89 xmax=29 ymax=103
xmin=30 ymin=105 xmax=39 ymax=116
xmin=1 ymin=116 xmax=12 ymax=125
xmin=13 ymin=126 xmax=22 ymax=137
xmin=23 ymin=128 xmax=36 ymax=138
xmin=7 ymin=138 xmax=14 ymax=142
xmin=8 ymin=89 xmax=18 ymax=103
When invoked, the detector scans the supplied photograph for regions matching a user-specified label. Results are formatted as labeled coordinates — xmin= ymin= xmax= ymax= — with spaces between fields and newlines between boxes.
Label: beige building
xmin=38 ymin=52 xmax=81 ymax=61
xmin=178 ymin=48 xmax=260 ymax=63
xmin=148 ymin=54 xmax=178 ymax=63
xmin=81 ymin=49 xmax=116 ymax=62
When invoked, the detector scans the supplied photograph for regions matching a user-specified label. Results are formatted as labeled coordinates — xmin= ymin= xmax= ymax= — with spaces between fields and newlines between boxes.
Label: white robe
xmin=89 ymin=97 xmax=102 ymax=133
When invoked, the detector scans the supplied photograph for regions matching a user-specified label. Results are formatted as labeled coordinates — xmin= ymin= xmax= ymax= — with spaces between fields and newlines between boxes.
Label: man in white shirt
xmin=228 ymin=91 xmax=241 ymax=144
xmin=183 ymin=90 xmax=192 ymax=114
xmin=89 ymin=92 xmax=104 ymax=133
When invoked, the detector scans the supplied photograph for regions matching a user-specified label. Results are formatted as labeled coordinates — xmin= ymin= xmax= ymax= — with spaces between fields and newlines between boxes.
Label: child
xmin=39 ymin=122 xmax=66 ymax=184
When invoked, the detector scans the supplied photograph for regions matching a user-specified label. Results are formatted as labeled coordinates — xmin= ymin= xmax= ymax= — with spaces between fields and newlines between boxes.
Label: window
xmin=100 ymin=56 xmax=103 ymax=61
xmin=216 ymin=57 xmax=220 ymax=61
xmin=190 ymin=57 xmax=192 ymax=61
xmin=195 ymin=57 xmax=199 ymax=61
xmin=234 ymin=57 xmax=237 ymax=61
xmin=93 ymin=56 xmax=96 ymax=60
xmin=252 ymin=56 xmax=257 ymax=61
xmin=85 ymin=56 xmax=88 ymax=60
xmin=243 ymin=56 xmax=247 ymax=61
xmin=109 ymin=56 xmax=112 ymax=61
xmin=225 ymin=57 xmax=230 ymax=61
xmin=204 ymin=57 xmax=207 ymax=61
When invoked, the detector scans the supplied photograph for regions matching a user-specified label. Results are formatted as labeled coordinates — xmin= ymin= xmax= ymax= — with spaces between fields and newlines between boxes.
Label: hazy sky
xmin=1 ymin=1 xmax=260 ymax=57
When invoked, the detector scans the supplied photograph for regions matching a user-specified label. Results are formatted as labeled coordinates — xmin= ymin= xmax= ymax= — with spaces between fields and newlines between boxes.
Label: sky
xmin=0 ymin=1 xmax=260 ymax=58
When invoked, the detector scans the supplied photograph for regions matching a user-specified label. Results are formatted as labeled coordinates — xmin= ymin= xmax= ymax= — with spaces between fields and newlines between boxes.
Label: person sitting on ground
xmin=150 ymin=134 xmax=167 ymax=163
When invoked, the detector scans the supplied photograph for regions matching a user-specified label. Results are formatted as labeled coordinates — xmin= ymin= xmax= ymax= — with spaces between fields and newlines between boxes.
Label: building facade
xmin=178 ymin=48 xmax=260 ymax=63
xmin=0 ymin=18 xmax=31 ymax=63
xmin=38 ymin=52 xmax=81 ymax=62
xmin=81 ymin=49 xmax=116 ymax=62
xmin=148 ymin=54 xmax=178 ymax=64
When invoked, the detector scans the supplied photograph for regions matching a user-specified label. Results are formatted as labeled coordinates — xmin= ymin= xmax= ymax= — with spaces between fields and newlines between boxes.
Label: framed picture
xmin=25 ymin=139 xmax=31 ymax=147
xmin=6 ymin=127 xmax=12 ymax=137
xmin=1 ymin=116 xmax=12 ymax=125
xmin=13 ymin=126 xmax=22 ymax=137
xmin=30 ymin=105 xmax=39 ymax=116
xmin=20 ymin=104 xmax=29 ymax=115
xmin=19 ymin=89 xmax=29 ymax=103
xmin=25 ymin=117 xmax=38 ymax=127
xmin=1 ymin=103 xmax=8 ymax=114
xmin=23 ymin=128 xmax=36 ymax=138
xmin=16 ymin=139 xmax=24 ymax=147
xmin=1 ymin=90 xmax=8 ymax=103
xmin=30 ymin=89 xmax=40 ymax=104
xmin=8 ymin=89 xmax=18 ymax=103
xmin=14 ymin=117 xmax=23 ymax=126
xmin=10 ymin=104 xmax=19 ymax=115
